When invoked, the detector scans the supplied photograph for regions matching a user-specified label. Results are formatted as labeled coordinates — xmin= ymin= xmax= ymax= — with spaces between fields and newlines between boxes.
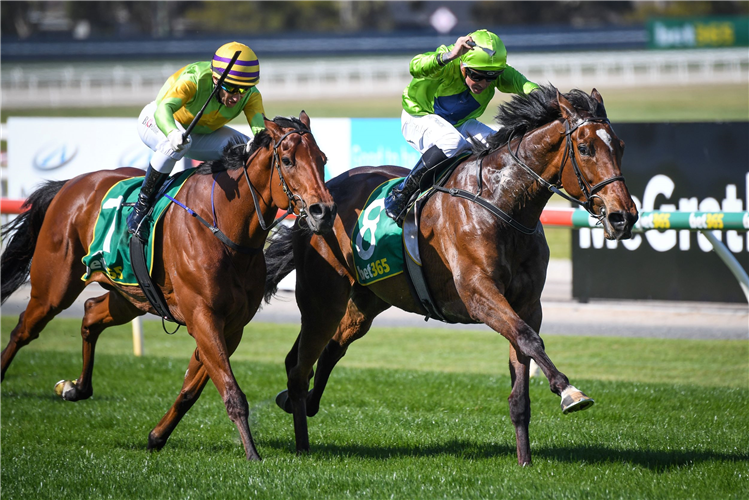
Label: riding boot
xmin=127 ymin=166 xmax=168 ymax=241
xmin=384 ymin=145 xmax=449 ymax=226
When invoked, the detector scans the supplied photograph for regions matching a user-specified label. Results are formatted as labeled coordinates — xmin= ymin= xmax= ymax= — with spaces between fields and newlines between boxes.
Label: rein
xmin=507 ymin=118 xmax=625 ymax=221
xmin=431 ymin=117 xmax=625 ymax=234
xmin=166 ymin=129 xmax=311 ymax=254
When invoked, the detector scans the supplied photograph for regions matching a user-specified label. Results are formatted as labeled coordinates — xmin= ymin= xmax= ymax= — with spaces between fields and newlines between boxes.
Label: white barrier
xmin=2 ymin=48 xmax=747 ymax=108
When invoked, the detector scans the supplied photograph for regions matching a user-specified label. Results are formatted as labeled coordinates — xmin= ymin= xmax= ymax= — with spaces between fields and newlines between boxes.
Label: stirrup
xmin=127 ymin=207 xmax=150 ymax=241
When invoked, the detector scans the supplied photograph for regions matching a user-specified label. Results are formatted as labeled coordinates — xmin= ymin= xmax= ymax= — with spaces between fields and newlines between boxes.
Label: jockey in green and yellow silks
xmin=128 ymin=41 xmax=266 ymax=240
xmin=385 ymin=29 xmax=539 ymax=225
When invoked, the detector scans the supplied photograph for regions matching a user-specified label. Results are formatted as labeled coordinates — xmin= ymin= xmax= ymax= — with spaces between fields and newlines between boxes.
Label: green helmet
xmin=460 ymin=30 xmax=507 ymax=72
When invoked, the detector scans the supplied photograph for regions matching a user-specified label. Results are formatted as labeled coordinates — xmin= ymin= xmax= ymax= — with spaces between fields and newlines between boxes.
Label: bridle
xmin=432 ymin=117 xmax=626 ymax=235
xmin=245 ymin=129 xmax=311 ymax=231
xmin=166 ymin=129 xmax=315 ymax=255
xmin=507 ymin=117 xmax=625 ymax=221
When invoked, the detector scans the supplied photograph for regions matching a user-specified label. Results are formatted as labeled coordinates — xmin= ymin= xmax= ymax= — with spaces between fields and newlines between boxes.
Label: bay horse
xmin=0 ymin=112 xmax=336 ymax=461
xmin=264 ymin=87 xmax=638 ymax=465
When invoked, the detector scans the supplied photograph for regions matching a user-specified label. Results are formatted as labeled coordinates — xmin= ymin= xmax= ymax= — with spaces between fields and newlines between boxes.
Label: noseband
xmin=244 ymin=129 xmax=311 ymax=231
xmin=507 ymin=118 xmax=625 ymax=220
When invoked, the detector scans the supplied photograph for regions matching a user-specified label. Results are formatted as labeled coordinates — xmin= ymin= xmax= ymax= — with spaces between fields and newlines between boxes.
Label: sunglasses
xmin=465 ymin=67 xmax=503 ymax=82
xmin=220 ymin=82 xmax=250 ymax=95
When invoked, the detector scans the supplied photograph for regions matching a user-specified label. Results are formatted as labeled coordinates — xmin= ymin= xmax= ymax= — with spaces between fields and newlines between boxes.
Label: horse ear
xmin=590 ymin=88 xmax=608 ymax=118
xmin=299 ymin=110 xmax=311 ymax=130
xmin=556 ymin=90 xmax=579 ymax=122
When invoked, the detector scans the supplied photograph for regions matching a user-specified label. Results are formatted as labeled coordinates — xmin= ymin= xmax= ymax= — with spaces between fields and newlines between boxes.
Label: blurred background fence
xmin=4 ymin=48 xmax=748 ymax=107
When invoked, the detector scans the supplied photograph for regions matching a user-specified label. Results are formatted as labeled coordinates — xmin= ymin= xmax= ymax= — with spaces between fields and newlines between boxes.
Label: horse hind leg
xmin=148 ymin=349 xmax=211 ymax=451
xmin=55 ymin=291 xmax=142 ymax=401
xmin=1 ymin=277 xmax=86 ymax=381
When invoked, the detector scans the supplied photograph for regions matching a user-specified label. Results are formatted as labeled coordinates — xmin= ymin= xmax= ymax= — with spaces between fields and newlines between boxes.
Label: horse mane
xmin=195 ymin=115 xmax=310 ymax=175
xmin=475 ymin=85 xmax=607 ymax=158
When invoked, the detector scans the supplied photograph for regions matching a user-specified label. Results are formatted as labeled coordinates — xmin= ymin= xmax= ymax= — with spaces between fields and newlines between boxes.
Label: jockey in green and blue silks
xmin=128 ymin=41 xmax=266 ymax=240
xmin=385 ymin=29 xmax=539 ymax=225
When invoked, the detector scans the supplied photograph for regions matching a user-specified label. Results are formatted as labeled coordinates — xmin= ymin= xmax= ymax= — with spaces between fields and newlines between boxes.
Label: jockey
xmin=128 ymin=41 xmax=265 ymax=239
xmin=384 ymin=29 xmax=539 ymax=225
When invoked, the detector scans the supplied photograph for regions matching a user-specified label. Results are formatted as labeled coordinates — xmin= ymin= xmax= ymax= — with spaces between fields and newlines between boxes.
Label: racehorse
xmin=264 ymin=87 xmax=638 ymax=466
xmin=1 ymin=112 xmax=336 ymax=461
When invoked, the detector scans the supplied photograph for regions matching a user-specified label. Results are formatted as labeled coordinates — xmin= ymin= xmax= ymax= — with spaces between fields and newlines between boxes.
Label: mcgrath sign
xmin=572 ymin=122 xmax=749 ymax=303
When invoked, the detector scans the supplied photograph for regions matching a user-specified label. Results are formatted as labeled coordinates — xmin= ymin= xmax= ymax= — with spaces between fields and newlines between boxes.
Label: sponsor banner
xmin=7 ymin=117 xmax=417 ymax=199
xmin=572 ymin=122 xmax=749 ymax=303
xmin=8 ymin=117 xmax=153 ymax=198
xmin=647 ymin=16 xmax=749 ymax=49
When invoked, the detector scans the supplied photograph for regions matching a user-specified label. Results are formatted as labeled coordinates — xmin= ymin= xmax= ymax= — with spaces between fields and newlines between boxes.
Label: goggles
xmin=465 ymin=67 xmax=503 ymax=82
xmin=220 ymin=82 xmax=250 ymax=95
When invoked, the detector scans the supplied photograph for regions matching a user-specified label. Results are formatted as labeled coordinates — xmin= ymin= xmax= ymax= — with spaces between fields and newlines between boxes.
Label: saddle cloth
xmin=351 ymin=178 xmax=406 ymax=285
xmin=81 ymin=169 xmax=194 ymax=286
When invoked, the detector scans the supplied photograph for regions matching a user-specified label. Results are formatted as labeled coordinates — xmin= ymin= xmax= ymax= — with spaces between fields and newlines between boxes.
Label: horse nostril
xmin=308 ymin=203 xmax=324 ymax=218
xmin=608 ymin=211 xmax=627 ymax=230
xmin=308 ymin=203 xmax=336 ymax=221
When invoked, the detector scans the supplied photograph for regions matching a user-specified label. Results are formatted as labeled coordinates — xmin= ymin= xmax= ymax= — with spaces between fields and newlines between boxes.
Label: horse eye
xmin=282 ymin=157 xmax=292 ymax=166
xmin=578 ymin=143 xmax=592 ymax=156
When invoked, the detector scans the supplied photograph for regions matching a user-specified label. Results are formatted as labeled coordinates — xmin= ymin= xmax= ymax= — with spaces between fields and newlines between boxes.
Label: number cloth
xmin=81 ymin=170 xmax=195 ymax=286
xmin=351 ymin=178 xmax=406 ymax=285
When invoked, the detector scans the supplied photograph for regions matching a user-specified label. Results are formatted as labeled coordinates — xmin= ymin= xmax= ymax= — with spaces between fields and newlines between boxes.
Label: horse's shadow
xmin=263 ymin=438 xmax=749 ymax=470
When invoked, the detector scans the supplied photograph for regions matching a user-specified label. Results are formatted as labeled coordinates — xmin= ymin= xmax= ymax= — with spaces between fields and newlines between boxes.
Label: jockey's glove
xmin=168 ymin=130 xmax=192 ymax=152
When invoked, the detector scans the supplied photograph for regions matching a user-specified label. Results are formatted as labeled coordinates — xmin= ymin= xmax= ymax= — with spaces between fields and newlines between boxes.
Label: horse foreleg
xmin=463 ymin=286 xmax=593 ymax=410
xmin=55 ymin=292 xmax=141 ymax=401
xmin=306 ymin=292 xmax=389 ymax=416
xmin=148 ymin=349 xmax=211 ymax=451
xmin=188 ymin=325 xmax=260 ymax=460
xmin=508 ymin=345 xmax=532 ymax=466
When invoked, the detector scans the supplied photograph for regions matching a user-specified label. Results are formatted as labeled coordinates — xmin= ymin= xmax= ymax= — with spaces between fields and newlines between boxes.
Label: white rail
xmin=2 ymin=48 xmax=747 ymax=108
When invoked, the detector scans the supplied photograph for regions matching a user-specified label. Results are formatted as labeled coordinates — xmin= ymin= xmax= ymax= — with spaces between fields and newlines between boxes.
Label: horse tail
xmin=263 ymin=223 xmax=297 ymax=303
xmin=1 ymin=180 xmax=67 ymax=304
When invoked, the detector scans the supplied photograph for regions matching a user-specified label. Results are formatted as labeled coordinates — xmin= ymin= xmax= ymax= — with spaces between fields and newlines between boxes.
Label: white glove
xmin=168 ymin=130 xmax=191 ymax=152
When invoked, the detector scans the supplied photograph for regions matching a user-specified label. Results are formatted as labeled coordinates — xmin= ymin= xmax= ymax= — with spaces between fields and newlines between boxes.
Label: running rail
xmin=540 ymin=207 xmax=749 ymax=302
xmin=3 ymin=201 xmax=748 ymax=355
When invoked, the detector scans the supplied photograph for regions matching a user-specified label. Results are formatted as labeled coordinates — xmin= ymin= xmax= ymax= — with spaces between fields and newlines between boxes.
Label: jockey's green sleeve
xmin=154 ymin=61 xmax=266 ymax=137
xmin=402 ymin=44 xmax=539 ymax=127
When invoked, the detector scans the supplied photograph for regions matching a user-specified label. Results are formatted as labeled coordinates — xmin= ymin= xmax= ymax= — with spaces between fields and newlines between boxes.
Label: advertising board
xmin=6 ymin=117 xmax=416 ymax=199
xmin=572 ymin=122 xmax=749 ymax=303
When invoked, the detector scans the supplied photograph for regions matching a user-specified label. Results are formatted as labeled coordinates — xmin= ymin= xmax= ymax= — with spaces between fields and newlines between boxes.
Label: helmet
xmin=460 ymin=30 xmax=507 ymax=73
xmin=211 ymin=42 xmax=259 ymax=87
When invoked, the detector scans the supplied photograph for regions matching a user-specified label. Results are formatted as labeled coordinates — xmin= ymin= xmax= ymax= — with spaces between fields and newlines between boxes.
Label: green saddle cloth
xmin=81 ymin=169 xmax=195 ymax=286
xmin=351 ymin=178 xmax=405 ymax=285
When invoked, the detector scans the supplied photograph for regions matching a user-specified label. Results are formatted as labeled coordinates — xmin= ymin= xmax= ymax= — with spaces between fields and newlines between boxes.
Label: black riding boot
xmin=127 ymin=166 xmax=168 ymax=241
xmin=384 ymin=145 xmax=449 ymax=226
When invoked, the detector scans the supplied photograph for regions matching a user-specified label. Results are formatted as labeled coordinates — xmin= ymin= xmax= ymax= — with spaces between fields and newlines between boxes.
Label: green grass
xmin=2 ymin=317 xmax=747 ymax=499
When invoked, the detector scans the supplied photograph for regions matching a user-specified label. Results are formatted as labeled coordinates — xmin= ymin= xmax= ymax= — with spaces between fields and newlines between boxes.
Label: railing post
xmin=132 ymin=317 xmax=144 ymax=357
xmin=701 ymin=230 xmax=749 ymax=304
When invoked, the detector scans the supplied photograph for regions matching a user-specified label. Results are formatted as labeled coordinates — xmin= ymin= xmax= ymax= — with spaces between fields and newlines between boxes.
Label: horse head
xmin=556 ymin=89 xmax=639 ymax=240
xmin=259 ymin=112 xmax=337 ymax=234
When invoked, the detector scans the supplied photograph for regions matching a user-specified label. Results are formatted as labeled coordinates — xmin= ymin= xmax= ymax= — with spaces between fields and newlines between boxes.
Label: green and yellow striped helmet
xmin=211 ymin=41 xmax=259 ymax=87
xmin=461 ymin=30 xmax=507 ymax=72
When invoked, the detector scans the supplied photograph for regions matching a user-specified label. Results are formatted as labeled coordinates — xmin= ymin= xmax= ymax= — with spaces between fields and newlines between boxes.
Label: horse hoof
xmin=54 ymin=379 xmax=77 ymax=400
xmin=275 ymin=390 xmax=293 ymax=414
xmin=561 ymin=385 xmax=595 ymax=414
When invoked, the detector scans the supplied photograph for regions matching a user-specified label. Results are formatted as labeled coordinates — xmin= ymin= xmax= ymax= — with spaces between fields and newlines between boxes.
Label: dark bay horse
xmin=1 ymin=112 xmax=336 ymax=460
xmin=264 ymin=88 xmax=638 ymax=465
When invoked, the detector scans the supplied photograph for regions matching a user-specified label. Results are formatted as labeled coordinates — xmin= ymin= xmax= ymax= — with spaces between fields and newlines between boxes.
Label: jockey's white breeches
xmin=401 ymin=110 xmax=496 ymax=158
xmin=137 ymin=101 xmax=250 ymax=174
